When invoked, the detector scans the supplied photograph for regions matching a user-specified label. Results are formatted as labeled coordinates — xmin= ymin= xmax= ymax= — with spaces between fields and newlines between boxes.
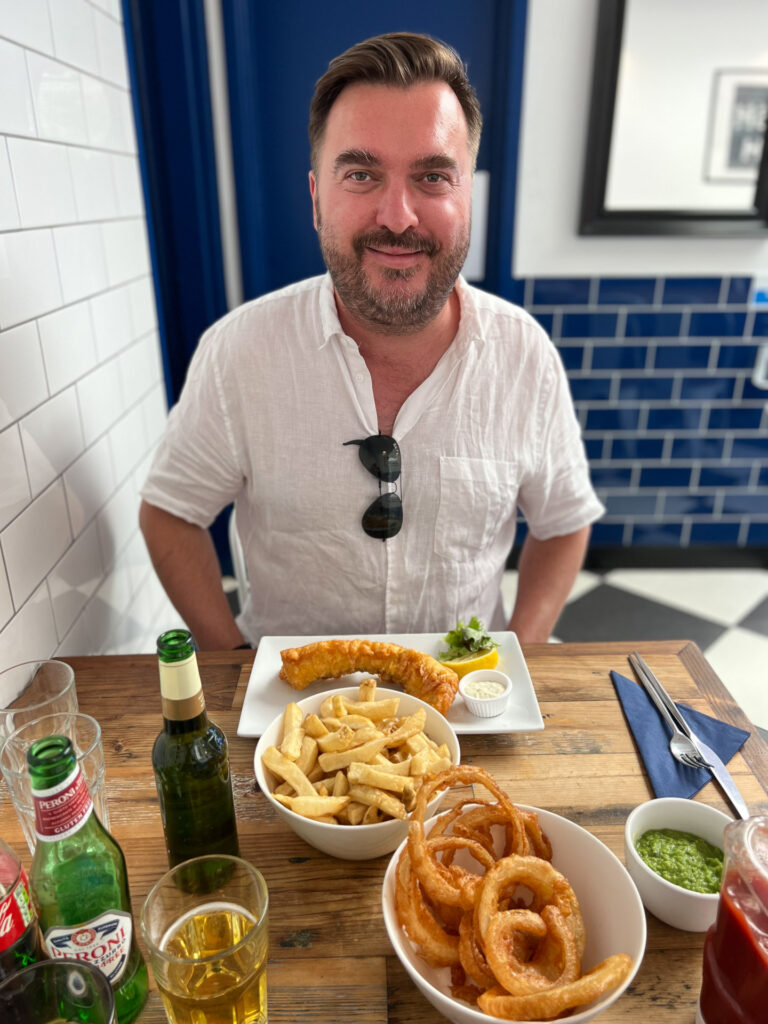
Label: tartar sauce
xmin=463 ymin=679 xmax=506 ymax=700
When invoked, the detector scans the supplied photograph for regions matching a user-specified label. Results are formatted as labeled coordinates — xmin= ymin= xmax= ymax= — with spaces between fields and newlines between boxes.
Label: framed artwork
xmin=704 ymin=70 xmax=768 ymax=183
xmin=580 ymin=0 xmax=768 ymax=236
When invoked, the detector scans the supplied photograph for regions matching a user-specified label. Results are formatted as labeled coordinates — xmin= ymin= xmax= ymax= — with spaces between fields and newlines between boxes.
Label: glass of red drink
xmin=697 ymin=816 xmax=768 ymax=1024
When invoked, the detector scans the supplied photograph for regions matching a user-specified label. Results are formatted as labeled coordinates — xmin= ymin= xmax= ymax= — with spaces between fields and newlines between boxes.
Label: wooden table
xmin=2 ymin=641 xmax=766 ymax=1022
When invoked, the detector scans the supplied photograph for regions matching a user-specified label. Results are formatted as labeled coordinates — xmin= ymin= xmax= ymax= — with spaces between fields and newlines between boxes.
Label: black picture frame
xmin=579 ymin=0 xmax=768 ymax=237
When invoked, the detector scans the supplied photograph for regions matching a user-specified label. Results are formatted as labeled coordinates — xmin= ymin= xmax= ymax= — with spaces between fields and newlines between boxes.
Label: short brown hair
xmin=309 ymin=32 xmax=482 ymax=172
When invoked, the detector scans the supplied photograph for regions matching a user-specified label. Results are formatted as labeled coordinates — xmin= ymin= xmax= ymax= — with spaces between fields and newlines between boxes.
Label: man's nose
xmin=375 ymin=181 xmax=418 ymax=235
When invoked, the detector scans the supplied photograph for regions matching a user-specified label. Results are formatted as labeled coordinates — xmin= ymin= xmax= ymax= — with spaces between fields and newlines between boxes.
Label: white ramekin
xmin=458 ymin=668 xmax=512 ymax=718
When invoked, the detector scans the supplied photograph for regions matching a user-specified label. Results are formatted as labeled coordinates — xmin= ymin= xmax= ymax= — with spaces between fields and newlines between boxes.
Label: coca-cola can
xmin=0 ymin=838 xmax=41 ymax=981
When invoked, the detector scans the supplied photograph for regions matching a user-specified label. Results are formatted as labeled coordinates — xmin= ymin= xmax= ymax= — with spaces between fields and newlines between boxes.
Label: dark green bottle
xmin=27 ymin=735 xmax=148 ymax=1024
xmin=152 ymin=630 xmax=240 ymax=873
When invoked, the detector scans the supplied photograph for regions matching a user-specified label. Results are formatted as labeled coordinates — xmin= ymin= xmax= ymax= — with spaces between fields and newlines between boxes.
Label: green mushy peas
xmin=635 ymin=827 xmax=724 ymax=894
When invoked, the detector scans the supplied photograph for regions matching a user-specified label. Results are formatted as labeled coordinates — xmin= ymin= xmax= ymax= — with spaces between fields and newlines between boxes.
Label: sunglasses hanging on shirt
xmin=343 ymin=434 xmax=403 ymax=541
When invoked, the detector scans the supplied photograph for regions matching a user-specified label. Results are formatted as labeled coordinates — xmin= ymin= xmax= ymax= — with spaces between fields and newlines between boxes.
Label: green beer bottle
xmin=27 ymin=735 xmax=148 ymax=1024
xmin=152 ymin=629 xmax=240 ymax=872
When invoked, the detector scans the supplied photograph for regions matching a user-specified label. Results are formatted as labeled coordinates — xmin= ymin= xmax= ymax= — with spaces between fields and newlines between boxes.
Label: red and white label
xmin=33 ymin=764 xmax=93 ymax=841
xmin=44 ymin=909 xmax=132 ymax=983
xmin=0 ymin=866 xmax=34 ymax=952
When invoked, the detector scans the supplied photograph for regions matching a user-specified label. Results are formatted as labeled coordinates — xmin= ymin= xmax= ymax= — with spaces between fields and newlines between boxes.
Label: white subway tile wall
xmin=0 ymin=0 xmax=177 ymax=671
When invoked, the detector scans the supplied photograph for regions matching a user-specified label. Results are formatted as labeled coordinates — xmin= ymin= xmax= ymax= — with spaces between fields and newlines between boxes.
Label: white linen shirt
xmin=141 ymin=274 xmax=604 ymax=644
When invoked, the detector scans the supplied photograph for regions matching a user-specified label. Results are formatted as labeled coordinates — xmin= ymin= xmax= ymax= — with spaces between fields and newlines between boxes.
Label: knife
xmin=631 ymin=651 xmax=750 ymax=821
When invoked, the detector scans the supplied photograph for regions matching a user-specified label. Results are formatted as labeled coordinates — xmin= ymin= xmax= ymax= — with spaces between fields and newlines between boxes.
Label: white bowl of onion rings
xmin=382 ymin=802 xmax=646 ymax=1024
xmin=255 ymin=686 xmax=460 ymax=860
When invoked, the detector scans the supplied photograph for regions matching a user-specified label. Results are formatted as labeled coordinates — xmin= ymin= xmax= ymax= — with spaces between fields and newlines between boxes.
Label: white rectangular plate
xmin=236 ymin=632 xmax=543 ymax=736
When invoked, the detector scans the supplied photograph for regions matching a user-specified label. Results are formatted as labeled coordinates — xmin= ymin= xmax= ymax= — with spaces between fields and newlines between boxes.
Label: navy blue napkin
xmin=610 ymin=670 xmax=750 ymax=799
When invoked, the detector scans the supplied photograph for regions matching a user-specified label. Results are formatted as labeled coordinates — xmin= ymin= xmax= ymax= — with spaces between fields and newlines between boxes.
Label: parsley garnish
xmin=438 ymin=617 xmax=499 ymax=661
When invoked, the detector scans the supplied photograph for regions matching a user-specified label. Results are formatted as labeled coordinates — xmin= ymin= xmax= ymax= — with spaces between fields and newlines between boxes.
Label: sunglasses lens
xmin=344 ymin=434 xmax=403 ymax=540
xmin=361 ymin=492 xmax=403 ymax=540
xmin=356 ymin=435 xmax=401 ymax=482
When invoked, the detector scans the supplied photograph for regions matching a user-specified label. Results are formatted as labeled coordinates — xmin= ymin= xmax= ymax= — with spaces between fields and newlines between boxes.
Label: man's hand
xmin=139 ymin=501 xmax=246 ymax=650
xmin=507 ymin=526 xmax=591 ymax=643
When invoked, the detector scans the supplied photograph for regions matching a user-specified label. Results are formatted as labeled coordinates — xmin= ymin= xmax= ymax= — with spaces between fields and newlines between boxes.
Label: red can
xmin=0 ymin=838 xmax=42 ymax=982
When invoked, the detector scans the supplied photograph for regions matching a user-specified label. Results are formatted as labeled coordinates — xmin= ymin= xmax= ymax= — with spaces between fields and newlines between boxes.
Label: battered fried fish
xmin=279 ymin=639 xmax=459 ymax=716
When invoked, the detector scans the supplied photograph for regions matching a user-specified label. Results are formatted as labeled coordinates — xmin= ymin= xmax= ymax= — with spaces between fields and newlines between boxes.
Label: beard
xmin=316 ymin=212 xmax=470 ymax=335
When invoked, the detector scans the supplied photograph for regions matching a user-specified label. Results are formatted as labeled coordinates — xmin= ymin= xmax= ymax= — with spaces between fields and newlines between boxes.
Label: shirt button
xmin=355 ymin=373 xmax=364 ymax=382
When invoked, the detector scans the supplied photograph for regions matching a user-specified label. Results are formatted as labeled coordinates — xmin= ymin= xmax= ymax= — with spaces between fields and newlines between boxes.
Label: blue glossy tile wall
xmin=522 ymin=276 xmax=768 ymax=548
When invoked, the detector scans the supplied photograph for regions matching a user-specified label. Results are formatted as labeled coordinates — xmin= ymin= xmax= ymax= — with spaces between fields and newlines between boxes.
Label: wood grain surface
xmin=2 ymin=641 xmax=765 ymax=1023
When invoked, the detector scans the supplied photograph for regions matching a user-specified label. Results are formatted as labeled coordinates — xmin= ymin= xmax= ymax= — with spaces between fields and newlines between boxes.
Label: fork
xmin=628 ymin=652 xmax=714 ymax=771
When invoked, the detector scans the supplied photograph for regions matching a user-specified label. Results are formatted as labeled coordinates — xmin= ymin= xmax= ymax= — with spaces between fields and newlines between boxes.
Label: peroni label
xmin=0 ymin=867 xmax=33 ymax=952
xmin=44 ymin=909 xmax=132 ymax=983
xmin=33 ymin=763 xmax=93 ymax=841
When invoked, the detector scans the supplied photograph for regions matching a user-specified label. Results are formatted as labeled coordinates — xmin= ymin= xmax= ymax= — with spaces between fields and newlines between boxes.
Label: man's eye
xmin=347 ymin=171 xmax=371 ymax=182
xmin=423 ymin=173 xmax=447 ymax=184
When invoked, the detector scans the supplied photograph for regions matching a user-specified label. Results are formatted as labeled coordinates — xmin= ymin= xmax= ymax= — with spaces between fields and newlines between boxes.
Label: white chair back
xmin=228 ymin=511 xmax=249 ymax=611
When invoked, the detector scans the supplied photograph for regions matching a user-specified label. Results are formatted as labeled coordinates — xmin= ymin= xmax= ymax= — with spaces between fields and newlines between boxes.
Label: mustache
xmin=353 ymin=228 xmax=439 ymax=258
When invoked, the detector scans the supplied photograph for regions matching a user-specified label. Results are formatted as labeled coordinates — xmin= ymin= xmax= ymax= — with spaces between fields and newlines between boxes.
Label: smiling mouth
xmin=366 ymin=246 xmax=425 ymax=265
xmin=355 ymin=230 xmax=438 ymax=261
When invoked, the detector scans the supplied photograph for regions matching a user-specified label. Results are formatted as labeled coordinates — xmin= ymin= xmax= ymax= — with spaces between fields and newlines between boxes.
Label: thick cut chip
xmin=261 ymin=679 xmax=455 ymax=825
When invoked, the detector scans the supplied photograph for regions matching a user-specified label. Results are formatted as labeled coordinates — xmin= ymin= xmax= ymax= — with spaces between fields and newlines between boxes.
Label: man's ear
xmin=309 ymin=170 xmax=319 ymax=230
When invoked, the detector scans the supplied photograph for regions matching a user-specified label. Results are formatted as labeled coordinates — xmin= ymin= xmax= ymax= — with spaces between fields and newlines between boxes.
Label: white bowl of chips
xmin=254 ymin=684 xmax=460 ymax=860
xmin=382 ymin=804 xmax=646 ymax=1024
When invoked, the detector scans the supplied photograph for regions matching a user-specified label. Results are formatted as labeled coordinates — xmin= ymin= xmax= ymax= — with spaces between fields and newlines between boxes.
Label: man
xmin=140 ymin=32 xmax=604 ymax=649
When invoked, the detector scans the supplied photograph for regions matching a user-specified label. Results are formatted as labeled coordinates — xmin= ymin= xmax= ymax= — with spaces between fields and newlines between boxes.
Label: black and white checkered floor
xmin=503 ymin=568 xmax=768 ymax=739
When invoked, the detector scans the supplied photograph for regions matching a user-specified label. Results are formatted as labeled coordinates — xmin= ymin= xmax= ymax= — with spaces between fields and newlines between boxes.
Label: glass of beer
xmin=0 ymin=958 xmax=116 ymax=1022
xmin=140 ymin=855 xmax=269 ymax=1024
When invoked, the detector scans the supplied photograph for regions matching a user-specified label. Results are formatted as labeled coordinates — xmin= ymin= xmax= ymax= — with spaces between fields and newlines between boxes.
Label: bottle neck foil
xmin=158 ymin=653 xmax=206 ymax=721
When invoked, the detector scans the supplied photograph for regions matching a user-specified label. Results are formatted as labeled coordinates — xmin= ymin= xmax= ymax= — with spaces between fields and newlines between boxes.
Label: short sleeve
xmin=141 ymin=325 xmax=244 ymax=528
xmin=516 ymin=346 xmax=605 ymax=539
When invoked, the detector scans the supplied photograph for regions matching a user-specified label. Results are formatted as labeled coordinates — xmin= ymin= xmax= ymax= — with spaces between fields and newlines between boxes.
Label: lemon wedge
xmin=439 ymin=647 xmax=499 ymax=678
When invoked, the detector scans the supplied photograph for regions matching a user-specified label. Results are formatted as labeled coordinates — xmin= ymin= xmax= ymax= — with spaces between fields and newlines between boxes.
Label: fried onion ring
xmin=458 ymin=912 xmax=497 ymax=990
xmin=483 ymin=908 xmax=549 ymax=995
xmin=520 ymin=808 xmax=553 ymax=861
xmin=476 ymin=954 xmax=634 ymax=1021
xmin=474 ymin=856 xmax=578 ymax=948
xmin=395 ymin=847 xmax=459 ymax=967
xmin=450 ymin=962 xmax=484 ymax=1005
xmin=408 ymin=767 xmax=524 ymax=910
xmin=484 ymin=904 xmax=581 ymax=997
xmin=394 ymin=764 xmax=634 ymax=1021
xmin=451 ymin=804 xmax=529 ymax=859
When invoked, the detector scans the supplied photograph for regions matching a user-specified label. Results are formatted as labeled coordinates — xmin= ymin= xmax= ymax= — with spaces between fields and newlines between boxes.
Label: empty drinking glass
xmin=0 ymin=661 xmax=77 ymax=743
xmin=0 ymin=712 xmax=109 ymax=853
xmin=0 ymin=958 xmax=116 ymax=1023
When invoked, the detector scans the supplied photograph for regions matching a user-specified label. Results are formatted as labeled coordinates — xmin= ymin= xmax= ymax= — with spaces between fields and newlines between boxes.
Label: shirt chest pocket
xmin=434 ymin=456 xmax=519 ymax=561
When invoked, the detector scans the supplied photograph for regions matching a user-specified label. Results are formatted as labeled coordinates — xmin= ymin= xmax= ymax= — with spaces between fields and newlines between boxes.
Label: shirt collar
xmin=317 ymin=273 xmax=345 ymax=350
xmin=451 ymin=276 xmax=484 ymax=356
xmin=315 ymin=271 xmax=484 ymax=353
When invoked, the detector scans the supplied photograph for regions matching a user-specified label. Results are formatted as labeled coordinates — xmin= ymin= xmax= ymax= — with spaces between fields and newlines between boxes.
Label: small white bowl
xmin=458 ymin=668 xmax=512 ymax=718
xmin=254 ymin=687 xmax=460 ymax=860
xmin=624 ymin=797 xmax=730 ymax=932
xmin=383 ymin=805 xmax=646 ymax=1024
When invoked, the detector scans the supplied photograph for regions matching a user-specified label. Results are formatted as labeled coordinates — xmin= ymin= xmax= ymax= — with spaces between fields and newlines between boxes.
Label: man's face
xmin=309 ymin=81 xmax=473 ymax=335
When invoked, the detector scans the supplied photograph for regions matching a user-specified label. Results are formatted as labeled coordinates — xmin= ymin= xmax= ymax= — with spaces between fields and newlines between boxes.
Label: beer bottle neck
xmin=158 ymin=652 xmax=207 ymax=723
xmin=162 ymin=710 xmax=211 ymax=734
xmin=27 ymin=735 xmax=78 ymax=791
xmin=27 ymin=737 xmax=94 ymax=842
